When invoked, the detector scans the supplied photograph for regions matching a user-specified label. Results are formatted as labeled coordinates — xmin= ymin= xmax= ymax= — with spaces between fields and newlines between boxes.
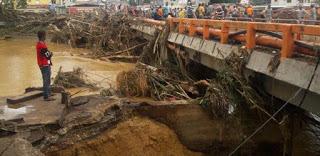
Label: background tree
xmin=17 ymin=0 xmax=27 ymax=9
xmin=3 ymin=0 xmax=14 ymax=10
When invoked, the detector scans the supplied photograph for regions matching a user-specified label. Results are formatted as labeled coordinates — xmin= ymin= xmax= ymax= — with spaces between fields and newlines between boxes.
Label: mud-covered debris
xmin=70 ymin=96 xmax=89 ymax=106
xmin=100 ymin=88 xmax=116 ymax=97
xmin=59 ymin=95 xmax=120 ymax=130
xmin=54 ymin=67 xmax=95 ymax=88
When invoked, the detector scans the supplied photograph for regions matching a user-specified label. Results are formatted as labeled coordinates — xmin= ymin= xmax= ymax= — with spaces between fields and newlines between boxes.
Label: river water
xmin=0 ymin=37 xmax=134 ymax=97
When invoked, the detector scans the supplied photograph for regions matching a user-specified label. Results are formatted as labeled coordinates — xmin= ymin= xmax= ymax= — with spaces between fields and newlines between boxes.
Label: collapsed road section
xmin=1 ymin=10 xmax=320 ymax=156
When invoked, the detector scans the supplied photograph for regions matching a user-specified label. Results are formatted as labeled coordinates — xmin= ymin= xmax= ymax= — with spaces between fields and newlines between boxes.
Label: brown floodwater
xmin=0 ymin=37 xmax=134 ymax=97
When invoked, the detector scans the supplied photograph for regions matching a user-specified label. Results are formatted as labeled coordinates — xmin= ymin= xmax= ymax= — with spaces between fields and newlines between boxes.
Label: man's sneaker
xmin=44 ymin=97 xmax=55 ymax=101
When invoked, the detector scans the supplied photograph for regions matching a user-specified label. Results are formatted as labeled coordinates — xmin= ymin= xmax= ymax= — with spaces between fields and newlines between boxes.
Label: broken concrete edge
xmin=6 ymin=86 xmax=68 ymax=105
xmin=7 ymin=91 xmax=43 ymax=104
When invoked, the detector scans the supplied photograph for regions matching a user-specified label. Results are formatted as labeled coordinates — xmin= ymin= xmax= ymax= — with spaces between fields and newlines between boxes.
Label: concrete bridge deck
xmin=131 ymin=18 xmax=320 ymax=116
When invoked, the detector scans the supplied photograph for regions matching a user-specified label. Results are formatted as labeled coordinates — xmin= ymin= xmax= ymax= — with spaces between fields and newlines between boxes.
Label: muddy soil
xmin=46 ymin=116 xmax=202 ymax=156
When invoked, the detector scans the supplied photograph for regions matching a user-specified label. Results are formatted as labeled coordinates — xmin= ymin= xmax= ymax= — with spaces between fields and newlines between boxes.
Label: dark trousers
xmin=40 ymin=66 xmax=51 ymax=99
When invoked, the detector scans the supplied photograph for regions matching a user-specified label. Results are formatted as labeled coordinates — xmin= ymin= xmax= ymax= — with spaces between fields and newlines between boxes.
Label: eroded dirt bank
xmin=47 ymin=116 xmax=201 ymax=156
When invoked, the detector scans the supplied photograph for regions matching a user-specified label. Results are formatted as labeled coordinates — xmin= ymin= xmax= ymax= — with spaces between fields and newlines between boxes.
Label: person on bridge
xmin=48 ymin=0 xmax=56 ymax=14
xmin=197 ymin=3 xmax=205 ymax=19
xmin=36 ymin=30 xmax=54 ymax=101
xmin=297 ymin=5 xmax=308 ymax=24
xmin=186 ymin=2 xmax=194 ymax=18
xmin=310 ymin=4 xmax=317 ymax=22
xmin=163 ymin=2 xmax=171 ymax=18
xmin=263 ymin=4 xmax=272 ymax=22
xmin=231 ymin=5 xmax=239 ymax=17
xmin=179 ymin=8 xmax=186 ymax=18
xmin=221 ymin=5 xmax=227 ymax=18
xmin=214 ymin=7 xmax=225 ymax=20
xmin=246 ymin=5 xmax=254 ymax=19
xmin=157 ymin=6 xmax=163 ymax=18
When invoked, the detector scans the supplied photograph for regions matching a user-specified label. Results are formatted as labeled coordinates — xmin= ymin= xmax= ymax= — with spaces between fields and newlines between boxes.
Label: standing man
xmin=297 ymin=5 xmax=308 ymax=24
xmin=265 ymin=4 xmax=272 ymax=22
xmin=198 ymin=3 xmax=205 ymax=19
xmin=36 ymin=30 xmax=54 ymax=101
xmin=310 ymin=4 xmax=317 ymax=23
xmin=246 ymin=5 xmax=254 ymax=19
xmin=186 ymin=2 xmax=194 ymax=18
xmin=157 ymin=6 xmax=163 ymax=19
xmin=49 ymin=0 xmax=56 ymax=14
xmin=163 ymin=2 xmax=170 ymax=18
xmin=231 ymin=5 xmax=239 ymax=17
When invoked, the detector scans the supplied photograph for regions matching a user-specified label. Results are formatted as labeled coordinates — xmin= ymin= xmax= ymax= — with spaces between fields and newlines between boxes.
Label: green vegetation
xmin=17 ymin=0 xmax=28 ymax=9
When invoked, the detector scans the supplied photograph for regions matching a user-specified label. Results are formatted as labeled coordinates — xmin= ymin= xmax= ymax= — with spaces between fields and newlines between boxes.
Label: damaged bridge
xmin=131 ymin=18 xmax=320 ymax=116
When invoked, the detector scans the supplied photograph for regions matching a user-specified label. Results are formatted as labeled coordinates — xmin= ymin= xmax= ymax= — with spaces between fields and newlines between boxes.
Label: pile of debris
xmin=116 ymin=62 xmax=209 ymax=100
xmin=54 ymin=67 xmax=95 ymax=89
xmin=1 ymin=11 xmax=146 ymax=57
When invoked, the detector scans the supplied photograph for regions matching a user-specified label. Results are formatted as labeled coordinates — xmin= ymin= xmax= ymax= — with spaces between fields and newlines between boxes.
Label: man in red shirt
xmin=36 ymin=30 xmax=54 ymax=101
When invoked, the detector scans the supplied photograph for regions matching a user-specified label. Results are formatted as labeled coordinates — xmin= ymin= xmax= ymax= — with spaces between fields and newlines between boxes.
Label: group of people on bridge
xmin=134 ymin=3 xmax=318 ymax=24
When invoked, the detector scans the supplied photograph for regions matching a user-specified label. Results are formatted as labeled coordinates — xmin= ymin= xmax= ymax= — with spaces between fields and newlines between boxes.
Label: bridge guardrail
xmin=137 ymin=18 xmax=320 ymax=59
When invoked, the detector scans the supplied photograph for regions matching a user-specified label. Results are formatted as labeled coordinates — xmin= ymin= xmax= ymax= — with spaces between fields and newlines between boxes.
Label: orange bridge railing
xmin=138 ymin=18 xmax=320 ymax=59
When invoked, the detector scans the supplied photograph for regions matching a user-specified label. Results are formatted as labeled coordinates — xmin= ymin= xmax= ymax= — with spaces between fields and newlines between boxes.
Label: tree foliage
xmin=0 ymin=0 xmax=27 ymax=10
xmin=17 ymin=0 xmax=28 ymax=8
xmin=2 ymin=0 xmax=14 ymax=9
